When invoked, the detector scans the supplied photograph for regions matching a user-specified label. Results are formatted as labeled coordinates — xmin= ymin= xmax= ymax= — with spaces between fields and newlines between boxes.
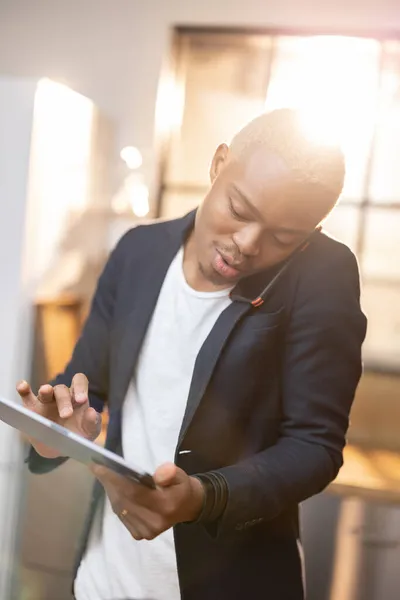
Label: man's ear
xmin=210 ymin=143 xmax=229 ymax=184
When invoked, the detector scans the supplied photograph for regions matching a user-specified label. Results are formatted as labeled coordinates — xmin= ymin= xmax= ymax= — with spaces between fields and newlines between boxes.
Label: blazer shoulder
xmin=287 ymin=231 xmax=363 ymax=311
xmin=303 ymin=230 xmax=360 ymax=277
xmin=113 ymin=214 xmax=189 ymax=255
xmin=109 ymin=219 xmax=176 ymax=264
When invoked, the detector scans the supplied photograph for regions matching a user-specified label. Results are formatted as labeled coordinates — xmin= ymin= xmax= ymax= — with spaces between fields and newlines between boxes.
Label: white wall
xmin=1 ymin=0 xmax=399 ymax=208
xmin=0 ymin=76 xmax=114 ymax=596
xmin=0 ymin=77 xmax=38 ymax=600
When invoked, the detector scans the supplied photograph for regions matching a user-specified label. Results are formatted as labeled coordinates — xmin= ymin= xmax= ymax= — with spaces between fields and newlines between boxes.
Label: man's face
xmin=192 ymin=144 xmax=335 ymax=288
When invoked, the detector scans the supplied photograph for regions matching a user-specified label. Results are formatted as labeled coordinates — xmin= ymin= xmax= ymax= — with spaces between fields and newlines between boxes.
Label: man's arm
xmin=211 ymin=244 xmax=367 ymax=534
xmin=27 ymin=229 xmax=135 ymax=474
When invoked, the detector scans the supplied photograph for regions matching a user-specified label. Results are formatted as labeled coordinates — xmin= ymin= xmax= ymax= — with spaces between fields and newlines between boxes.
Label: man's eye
xmin=273 ymin=235 xmax=295 ymax=248
xmin=228 ymin=199 xmax=246 ymax=221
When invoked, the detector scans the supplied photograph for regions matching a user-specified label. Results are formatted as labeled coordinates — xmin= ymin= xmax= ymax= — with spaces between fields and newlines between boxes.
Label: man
xmin=18 ymin=108 xmax=367 ymax=600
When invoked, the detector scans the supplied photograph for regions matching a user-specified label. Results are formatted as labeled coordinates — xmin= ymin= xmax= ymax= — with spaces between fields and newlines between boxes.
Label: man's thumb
xmin=154 ymin=463 xmax=182 ymax=488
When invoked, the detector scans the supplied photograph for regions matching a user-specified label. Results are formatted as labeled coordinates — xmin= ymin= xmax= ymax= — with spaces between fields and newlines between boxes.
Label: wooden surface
xmin=330 ymin=445 xmax=400 ymax=503
xmin=348 ymin=372 xmax=400 ymax=452
xmin=31 ymin=295 xmax=110 ymax=444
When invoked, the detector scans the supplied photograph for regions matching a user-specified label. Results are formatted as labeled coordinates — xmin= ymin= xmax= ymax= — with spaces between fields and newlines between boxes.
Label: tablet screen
xmin=0 ymin=395 xmax=154 ymax=488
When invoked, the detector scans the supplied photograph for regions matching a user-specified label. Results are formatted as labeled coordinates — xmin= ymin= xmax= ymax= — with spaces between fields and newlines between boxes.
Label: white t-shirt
xmin=74 ymin=247 xmax=232 ymax=600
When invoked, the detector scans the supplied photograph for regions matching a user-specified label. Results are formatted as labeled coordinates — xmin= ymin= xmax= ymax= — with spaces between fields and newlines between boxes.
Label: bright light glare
xmin=112 ymin=175 xmax=149 ymax=217
xmin=265 ymin=36 xmax=381 ymax=197
xmin=120 ymin=146 xmax=143 ymax=169
xmin=155 ymin=72 xmax=185 ymax=136
xmin=298 ymin=110 xmax=342 ymax=147
xmin=30 ymin=78 xmax=94 ymax=283
xmin=128 ymin=181 xmax=149 ymax=217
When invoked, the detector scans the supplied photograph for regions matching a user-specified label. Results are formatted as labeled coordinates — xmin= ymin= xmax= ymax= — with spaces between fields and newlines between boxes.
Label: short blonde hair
xmin=229 ymin=108 xmax=345 ymax=202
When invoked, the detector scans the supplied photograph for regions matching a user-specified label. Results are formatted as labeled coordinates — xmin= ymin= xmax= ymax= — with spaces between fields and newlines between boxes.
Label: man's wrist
xmin=191 ymin=472 xmax=229 ymax=523
xmin=185 ymin=475 xmax=206 ymax=522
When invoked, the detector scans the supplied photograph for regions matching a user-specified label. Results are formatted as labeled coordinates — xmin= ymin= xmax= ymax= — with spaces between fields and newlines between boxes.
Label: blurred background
xmin=0 ymin=1 xmax=400 ymax=599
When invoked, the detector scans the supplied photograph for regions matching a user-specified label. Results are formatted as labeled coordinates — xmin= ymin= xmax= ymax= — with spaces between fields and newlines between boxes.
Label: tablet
xmin=0 ymin=395 xmax=155 ymax=488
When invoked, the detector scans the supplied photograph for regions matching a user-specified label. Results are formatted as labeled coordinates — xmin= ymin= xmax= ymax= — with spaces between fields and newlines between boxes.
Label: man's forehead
xmin=230 ymin=146 xmax=291 ymax=181
xmin=225 ymin=147 xmax=330 ymax=230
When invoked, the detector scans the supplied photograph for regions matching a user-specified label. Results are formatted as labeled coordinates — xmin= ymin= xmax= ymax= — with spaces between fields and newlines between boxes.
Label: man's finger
xmin=71 ymin=373 xmax=89 ymax=404
xmin=91 ymin=464 xmax=137 ymax=499
xmin=91 ymin=463 xmax=124 ymax=485
xmin=124 ymin=519 xmax=145 ymax=541
xmin=16 ymin=380 xmax=37 ymax=410
xmin=154 ymin=463 xmax=181 ymax=488
xmin=81 ymin=407 xmax=102 ymax=441
xmin=53 ymin=384 xmax=73 ymax=419
xmin=38 ymin=384 xmax=54 ymax=404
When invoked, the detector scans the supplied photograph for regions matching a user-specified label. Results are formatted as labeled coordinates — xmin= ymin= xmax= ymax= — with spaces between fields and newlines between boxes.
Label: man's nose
xmin=233 ymin=224 xmax=261 ymax=257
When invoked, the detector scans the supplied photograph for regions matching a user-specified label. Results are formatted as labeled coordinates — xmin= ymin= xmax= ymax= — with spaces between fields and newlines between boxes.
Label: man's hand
xmin=91 ymin=462 xmax=205 ymax=540
xmin=16 ymin=373 xmax=102 ymax=459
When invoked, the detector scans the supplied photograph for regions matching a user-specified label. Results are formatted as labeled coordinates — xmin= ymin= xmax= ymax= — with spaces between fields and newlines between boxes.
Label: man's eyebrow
xmin=231 ymin=184 xmax=310 ymax=236
xmin=231 ymin=184 xmax=263 ymax=220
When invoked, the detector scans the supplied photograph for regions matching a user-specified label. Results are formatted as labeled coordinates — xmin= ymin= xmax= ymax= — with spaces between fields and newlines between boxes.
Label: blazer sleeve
xmin=214 ymin=244 xmax=367 ymax=534
xmin=27 ymin=230 xmax=133 ymax=474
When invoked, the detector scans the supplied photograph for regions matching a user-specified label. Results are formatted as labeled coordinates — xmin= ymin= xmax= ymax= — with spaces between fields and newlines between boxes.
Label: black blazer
xmin=29 ymin=210 xmax=367 ymax=600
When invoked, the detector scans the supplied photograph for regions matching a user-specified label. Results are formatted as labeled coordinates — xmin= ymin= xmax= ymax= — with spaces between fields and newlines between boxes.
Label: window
xmin=158 ymin=30 xmax=400 ymax=370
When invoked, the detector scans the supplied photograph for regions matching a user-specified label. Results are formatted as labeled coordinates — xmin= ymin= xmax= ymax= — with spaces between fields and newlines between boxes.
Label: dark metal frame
xmin=175 ymin=25 xmax=400 ymax=42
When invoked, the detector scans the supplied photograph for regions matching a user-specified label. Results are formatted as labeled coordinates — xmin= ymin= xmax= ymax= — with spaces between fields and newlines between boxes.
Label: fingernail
xmin=75 ymin=393 xmax=87 ymax=403
xmin=60 ymin=408 xmax=72 ymax=418
xmin=17 ymin=381 xmax=29 ymax=394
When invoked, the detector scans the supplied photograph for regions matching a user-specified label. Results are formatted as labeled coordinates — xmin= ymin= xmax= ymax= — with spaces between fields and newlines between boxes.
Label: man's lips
xmin=219 ymin=252 xmax=242 ymax=269
xmin=213 ymin=251 xmax=242 ymax=279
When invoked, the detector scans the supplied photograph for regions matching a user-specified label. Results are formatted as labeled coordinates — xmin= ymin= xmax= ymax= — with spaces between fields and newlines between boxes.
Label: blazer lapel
xmin=110 ymin=212 xmax=198 ymax=414
xmin=178 ymin=300 xmax=250 ymax=446
xmin=111 ymin=244 xmax=181 ymax=414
